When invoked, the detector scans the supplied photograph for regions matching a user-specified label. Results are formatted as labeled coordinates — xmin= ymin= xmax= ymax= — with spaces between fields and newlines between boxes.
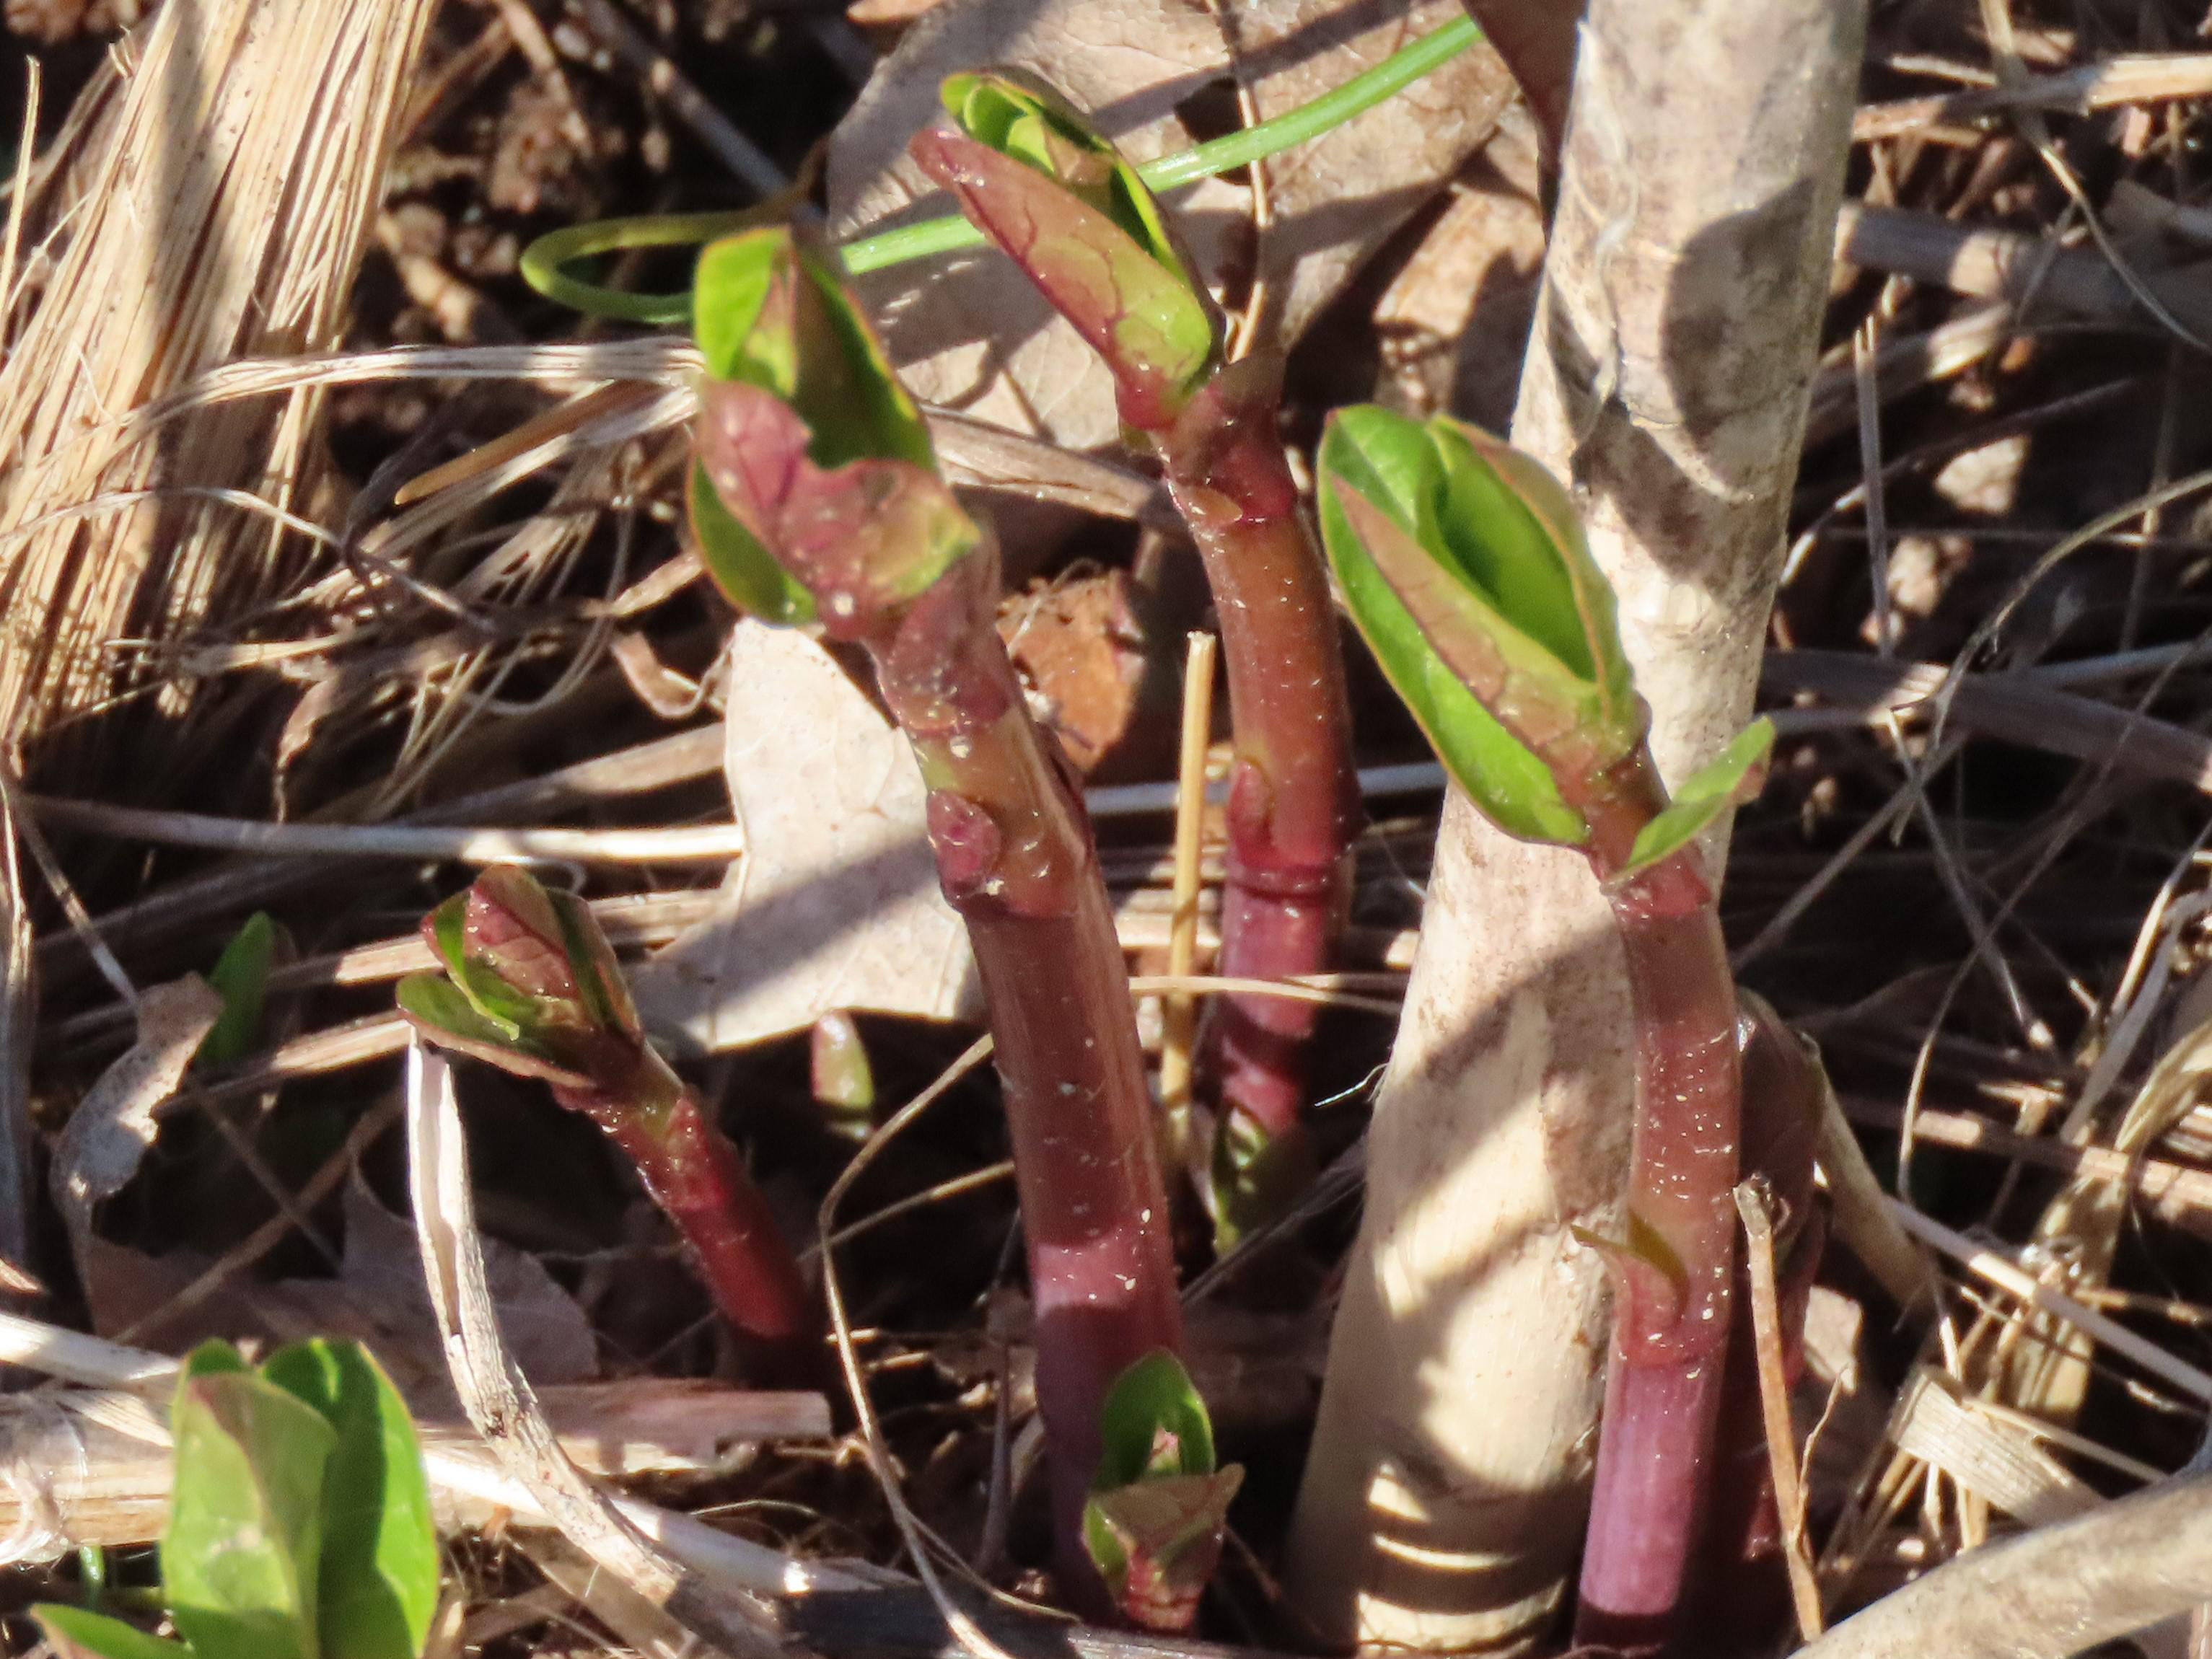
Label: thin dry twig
xmin=1737 ymin=1181 xmax=1825 ymax=1641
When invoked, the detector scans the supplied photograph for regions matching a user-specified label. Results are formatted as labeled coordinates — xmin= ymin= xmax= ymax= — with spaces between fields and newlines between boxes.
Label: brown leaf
xmin=1224 ymin=0 xmax=1517 ymax=346
xmin=50 ymin=975 xmax=224 ymax=1269
xmin=998 ymin=569 xmax=1158 ymax=774
xmin=631 ymin=621 xmax=981 ymax=1051
xmin=1373 ymin=105 xmax=1547 ymax=427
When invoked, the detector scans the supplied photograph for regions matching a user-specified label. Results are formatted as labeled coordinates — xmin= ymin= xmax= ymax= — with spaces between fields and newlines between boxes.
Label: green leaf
xmin=938 ymin=74 xmax=1198 ymax=298
xmin=693 ymin=227 xmax=933 ymax=472
xmin=395 ymin=974 xmax=591 ymax=1091
xmin=180 ymin=1340 xmax=251 ymax=1381
xmin=687 ymin=462 xmax=815 ymax=625
xmin=422 ymin=897 xmax=530 ymax=1040
xmin=910 ymin=98 xmax=1217 ymax=431
xmin=199 ymin=914 xmax=284 ymax=1068
xmin=32 ymin=1606 xmax=196 ymax=1659
xmin=1095 ymin=1351 xmax=1215 ymax=1489
xmin=546 ymin=886 xmax=641 ymax=1044
xmin=1615 ymin=718 xmax=1775 ymax=884
xmin=163 ymin=1360 xmax=337 ymax=1659
xmin=260 ymin=1342 xmax=439 ymax=1659
xmin=1317 ymin=408 xmax=1586 ymax=844
xmin=1208 ymin=1112 xmax=1315 ymax=1256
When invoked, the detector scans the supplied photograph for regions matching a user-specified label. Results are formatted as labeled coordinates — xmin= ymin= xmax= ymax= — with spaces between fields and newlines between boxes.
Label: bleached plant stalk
xmin=1283 ymin=0 xmax=1864 ymax=1650
xmin=0 ymin=0 xmax=436 ymax=767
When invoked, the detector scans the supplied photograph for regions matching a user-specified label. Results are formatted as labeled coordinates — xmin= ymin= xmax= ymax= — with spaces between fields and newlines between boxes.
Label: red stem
xmin=1571 ymin=767 xmax=1742 ymax=1654
xmin=855 ymin=550 xmax=1187 ymax=1606
xmin=1157 ymin=359 xmax=1358 ymax=1151
xmin=556 ymin=1057 xmax=816 ymax=1374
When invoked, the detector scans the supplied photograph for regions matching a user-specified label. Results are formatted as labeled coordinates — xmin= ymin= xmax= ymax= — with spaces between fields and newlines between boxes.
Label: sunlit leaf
xmin=1615 ymin=719 xmax=1775 ymax=884
xmin=910 ymin=116 xmax=1216 ymax=431
xmin=1096 ymin=1350 xmax=1215 ymax=1487
xmin=1317 ymin=408 xmax=1584 ymax=844
xmin=688 ymin=462 xmax=815 ymax=625
xmin=260 ymin=1341 xmax=439 ymax=1659
xmin=693 ymin=227 xmax=933 ymax=471
xmin=32 ymin=1606 xmax=195 ymax=1659
xmin=163 ymin=1349 xmax=335 ymax=1659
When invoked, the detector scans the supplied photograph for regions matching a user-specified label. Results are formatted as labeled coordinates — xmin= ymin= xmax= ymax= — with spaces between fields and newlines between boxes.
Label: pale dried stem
xmin=1283 ymin=0 xmax=1864 ymax=1647
xmin=0 ymin=0 xmax=437 ymax=771
xmin=1735 ymin=1183 xmax=1823 ymax=1642
xmin=1157 ymin=632 xmax=1219 ymax=1120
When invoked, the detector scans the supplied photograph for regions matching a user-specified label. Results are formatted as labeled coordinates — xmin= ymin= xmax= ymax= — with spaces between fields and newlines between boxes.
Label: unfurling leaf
xmin=1082 ymin=1469 xmax=1244 ymax=1632
xmin=1096 ymin=1350 xmax=1217 ymax=1486
xmin=688 ymin=462 xmax=815 ymax=626
xmin=912 ymin=74 xmax=1217 ymax=433
xmin=400 ymin=868 xmax=639 ymax=1092
xmin=1319 ymin=407 xmax=1605 ymax=844
xmin=693 ymin=227 xmax=934 ymax=472
xmin=688 ymin=226 xmax=984 ymax=631
xmin=1615 ymin=718 xmax=1775 ymax=884
xmin=1083 ymin=1351 xmax=1239 ymax=1630
xmin=259 ymin=1341 xmax=439 ymax=1659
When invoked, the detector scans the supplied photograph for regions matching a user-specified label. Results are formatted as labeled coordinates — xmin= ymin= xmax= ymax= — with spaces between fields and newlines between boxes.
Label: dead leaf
xmin=1373 ymin=104 xmax=1548 ymax=427
xmin=999 ymin=569 xmax=1159 ymax=775
xmin=1225 ymin=0 xmax=1517 ymax=346
xmin=632 ymin=621 xmax=980 ymax=1052
xmin=74 ymin=1174 xmax=597 ymax=1391
xmin=828 ymin=0 xmax=1508 ymax=449
xmin=339 ymin=1170 xmax=597 ymax=1387
xmin=50 ymin=976 xmax=224 ymax=1266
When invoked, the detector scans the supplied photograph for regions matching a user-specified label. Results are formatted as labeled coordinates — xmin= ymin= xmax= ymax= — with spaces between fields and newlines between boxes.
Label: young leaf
xmin=694 ymin=377 xmax=983 ymax=630
xmin=1317 ymin=409 xmax=1584 ymax=845
xmin=693 ymin=226 xmax=934 ymax=472
xmin=1615 ymin=718 xmax=1776 ymax=884
xmin=936 ymin=74 xmax=1201 ymax=301
xmin=1095 ymin=1350 xmax=1216 ymax=1488
xmin=688 ymin=462 xmax=816 ymax=626
xmin=260 ymin=1341 xmax=439 ymax=1659
xmin=198 ymin=913 xmax=285 ymax=1069
xmin=909 ymin=106 xmax=1216 ymax=432
xmin=395 ymin=974 xmax=592 ymax=1091
xmin=32 ymin=1606 xmax=196 ymax=1659
xmin=1082 ymin=1467 xmax=1245 ymax=1632
xmin=163 ymin=1353 xmax=336 ymax=1659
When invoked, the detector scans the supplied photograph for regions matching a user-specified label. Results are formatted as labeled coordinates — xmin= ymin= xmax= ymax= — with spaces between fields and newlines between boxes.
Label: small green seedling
xmin=33 ymin=1339 xmax=439 ymax=1659
xmin=198 ymin=912 xmax=288 ymax=1069
xmin=1317 ymin=405 xmax=1772 ymax=1650
xmin=1082 ymin=1351 xmax=1243 ymax=1634
xmin=399 ymin=866 xmax=814 ymax=1359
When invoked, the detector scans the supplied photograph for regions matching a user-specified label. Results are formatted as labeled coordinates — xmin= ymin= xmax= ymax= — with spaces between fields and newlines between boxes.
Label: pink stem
xmin=1571 ymin=790 xmax=1742 ymax=1653
xmin=1158 ymin=361 xmax=1358 ymax=1153
xmin=557 ymin=1063 xmax=816 ymax=1373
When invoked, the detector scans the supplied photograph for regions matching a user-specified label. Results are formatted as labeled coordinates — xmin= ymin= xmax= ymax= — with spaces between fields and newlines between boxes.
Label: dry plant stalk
xmin=1283 ymin=0 xmax=1864 ymax=1648
xmin=0 ymin=0 xmax=437 ymax=770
